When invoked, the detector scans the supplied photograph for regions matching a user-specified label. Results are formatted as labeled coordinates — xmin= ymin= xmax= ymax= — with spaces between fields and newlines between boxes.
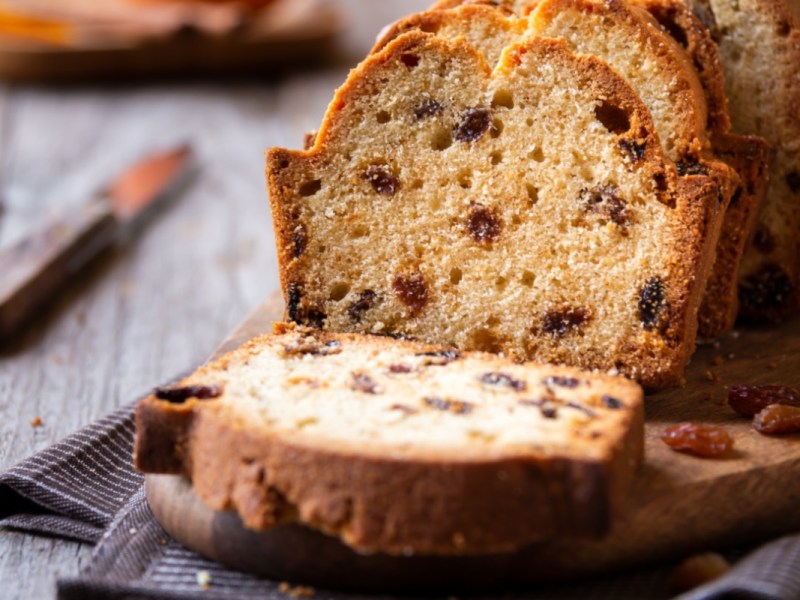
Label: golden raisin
xmin=660 ymin=423 xmax=734 ymax=458
xmin=753 ymin=404 xmax=800 ymax=435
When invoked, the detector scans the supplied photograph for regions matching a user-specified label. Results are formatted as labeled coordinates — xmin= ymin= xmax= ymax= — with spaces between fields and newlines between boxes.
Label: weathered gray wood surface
xmin=0 ymin=2 xmax=428 ymax=597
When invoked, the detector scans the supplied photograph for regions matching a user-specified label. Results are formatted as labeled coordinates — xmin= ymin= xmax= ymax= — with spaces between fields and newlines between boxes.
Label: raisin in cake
xmin=376 ymin=1 xmax=742 ymax=339
xmin=266 ymin=32 xmax=724 ymax=388
xmin=682 ymin=0 xmax=800 ymax=320
xmin=136 ymin=323 xmax=645 ymax=555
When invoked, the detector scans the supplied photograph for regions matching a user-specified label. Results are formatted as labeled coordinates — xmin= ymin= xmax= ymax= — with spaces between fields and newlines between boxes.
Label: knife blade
xmin=0 ymin=144 xmax=194 ymax=341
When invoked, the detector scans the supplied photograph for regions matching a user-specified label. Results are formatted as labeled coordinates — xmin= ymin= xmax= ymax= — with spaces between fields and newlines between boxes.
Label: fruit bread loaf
xmin=135 ymin=323 xmax=645 ymax=555
xmin=683 ymin=0 xmax=800 ymax=320
xmin=266 ymin=31 xmax=723 ymax=388
xmin=377 ymin=1 xmax=741 ymax=339
xmin=635 ymin=0 xmax=772 ymax=336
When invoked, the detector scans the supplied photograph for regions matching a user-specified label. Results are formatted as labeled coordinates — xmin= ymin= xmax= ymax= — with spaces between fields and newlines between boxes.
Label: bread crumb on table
xmin=30 ymin=417 xmax=43 ymax=428
xmin=196 ymin=570 xmax=212 ymax=590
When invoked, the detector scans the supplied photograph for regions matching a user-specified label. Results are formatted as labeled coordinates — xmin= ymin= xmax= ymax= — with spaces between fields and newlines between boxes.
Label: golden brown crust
xmin=135 ymin=324 xmax=645 ymax=556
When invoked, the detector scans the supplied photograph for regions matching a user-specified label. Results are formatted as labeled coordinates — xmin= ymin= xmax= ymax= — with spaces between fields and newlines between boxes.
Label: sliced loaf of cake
xmin=136 ymin=323 xmax=645 ymax=555
xmin=682 ymin=0 xmax=800 ymax=320
xmin=266 ymin=31 xmax=723 ymax=388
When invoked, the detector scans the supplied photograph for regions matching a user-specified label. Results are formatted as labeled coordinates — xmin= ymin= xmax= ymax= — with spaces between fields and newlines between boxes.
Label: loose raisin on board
xmin=671 ymin=553 xmax=730 ymax=593
xmin=454 ymin=108 xmax=492 ymax=142
xmin=479 ymin=372 xmax=527 ymax=391
xmin=155 ymin=385 xmax=222 ymax=404
xmin=753 ymin=404 xmax=800 ymax=435
xmin=660 ymin=423 xmax=734 ymax=458
xmin=728 ymin=384 xmax=800 ymax=417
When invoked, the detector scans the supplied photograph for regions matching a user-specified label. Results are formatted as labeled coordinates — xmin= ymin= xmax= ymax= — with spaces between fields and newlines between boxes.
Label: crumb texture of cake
xmin=683 ymin=0 xmax=800 ymax=320
xmin=380 ymin=1 xmax=744 ymax=339
xmin=135 ymin=323 xmax=645 ymax=555
xmin=267 ymin=29 xmax=725 ymax=388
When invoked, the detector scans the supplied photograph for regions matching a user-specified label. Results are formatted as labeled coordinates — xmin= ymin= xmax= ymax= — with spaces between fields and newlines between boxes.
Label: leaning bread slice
xmin=682 ymin=0 xmax=800 ymax=320
xmin=376 ymin=1 xmax=739 ymax=339
xmin=267 ymin=31 xmax=722 ymax=388
xmin=135 ymin=323 xmax=645 ymax=556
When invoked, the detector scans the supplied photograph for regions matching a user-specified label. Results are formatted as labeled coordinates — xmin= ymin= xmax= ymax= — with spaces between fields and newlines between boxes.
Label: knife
xmin=0 ymin=144 xmax=194 ymax=341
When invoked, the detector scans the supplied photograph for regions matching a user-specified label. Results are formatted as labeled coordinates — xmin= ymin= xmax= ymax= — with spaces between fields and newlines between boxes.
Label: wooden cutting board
xmin=145 ymin=293 xmax=800 ymax=592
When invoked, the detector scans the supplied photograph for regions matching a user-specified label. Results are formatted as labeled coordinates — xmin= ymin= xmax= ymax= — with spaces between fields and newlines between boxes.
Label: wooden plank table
xmin=0 ymin=2 xmax=429 ymax=597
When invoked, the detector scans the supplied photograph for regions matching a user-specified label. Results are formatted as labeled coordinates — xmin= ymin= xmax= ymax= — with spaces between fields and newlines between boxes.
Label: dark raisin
xmin=728 ymin=385 xmax=800 ymax=417
xmin=424 ymin=397 xmax=474 ymax=415
xmin=739 ymin=264 xmax=795 ymax=313
xmin=752 ymin=227 xmax=775 ymax=254
xmin=639 ymin=277 xmax=669 ymax=331
xmin=479 ymin=372 xmax=527 ymax=391
xmin=415 ymin=350 xmax=461 ymax=366
xmin=602 ymin=395 xmax=625 ymax=410
xmin=786 ymin=171 xmax=800 ymax=193
xmin=618 ymin=138 xmax=646 ymax=164
xmin=400 ymin=53 xmax=420 ymax=68
xmin=347 ymin=290 xmax=377 ymax=322
xmin=660 ymin=423 xmax=734 ymax=458
xmin=676 ymin=159 xmax=709 ymax=176
xmin=777 ymin=20 xmax=792 ymax=36
xmin=466 ymin=204 xmax=502 ymax=244
xmin=594 ymin=101 xmax=631 ymax=134
xmin=389 ymin=364 xmax=413 ymax=374
xmin=363 ymin=165 xmax=399 ymax=196
xmin=155 ymin=385 xmax=222 ymax=404
xmin=567 ymin=402 xmax=597 ymax=418
xmin=454 ymin=108 xmax=492 ymax=143
xmin=580 ymin=185 xmax=631 ymax=230
xmin=352 ymin=372 xmax=380 ymax=394
xmin=730 ymin=186 xmax=743 ymax=206
xmin=306 ymin=309 xmax=327 ymax=329
xmin=414 ymin=100 xmax=444 ymax=120
xmin=520 ymin=399 xmax=558 ymax=419
xmin=393 ymin=271 xmax=429 ymax=315
xmin=287 ymin=283 xmax=303 ymax=323
xmin=283 ymin=336 xmax=342 ymax=357
xmin=543 ymin=376 xmax=581 ymax=389
xmin=753 ymin=404 xmax=800 ymax=434
xmin=542 ymin=307 xmax=591 ymax=337
xmin=293 ymin=225 xmax=307 ymax=258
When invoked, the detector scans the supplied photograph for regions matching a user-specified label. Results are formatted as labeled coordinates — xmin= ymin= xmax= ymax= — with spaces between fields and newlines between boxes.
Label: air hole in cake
xmin=490 ymin=118 xmax=505 ymax=139
xmin=526 ymin=117 xmax=534 ymax=127
xmin=466 ymin=203 xmax=502 ymax=244
xmin=487 ymin=316 xmax=501 ymax=327
xmin=541 ymin=307 xmax=591 ymax=338
xmin=495 ymin=276 xmax=507 ymax=291
xmin=654 ymin=12 xmax=689 ymax=47
xmin=414 ymin=100 xmax=444 ymax=120
xmin=400 ymin=53 xmax=420 ymax=68
xmin=511 ymin=214 xmax=522 ymax=225
xmin=777 ymin=20 xmax=792 ymax=36
xmin=455 ymin=108 xmax=492 ymax=143
xmin=526 ymin=184 xmax=540 ymax=205
xmin=490 ymin=151 xmax=504 ymax=165
xmin=450 ymin=268 xmax=463 ymax=285
xmin=411 ymin=179 xmax=424 ymax=190
xmin=393 ymin=270 xmax=429 ymax=315
xmin=431 ymin=127 xmax=454 ymax=151
xmin=278 ymin=158 xmax=290 ymax=169
xmin=349 ymin=224 xmax=369 ymax=239
xmin=594 ymin=101 xmax=631 ymax=135
xmin=362 ymin=165 xmax=400 ymax=196
xmin=528 ymin=147 xmax=545 ymax=162
xmin=329 ymin=282 xmax=351 ymax=302
xmin=299 ymin=179 xmax=322 ymax=197
xmin=376 ymin=110 xmax=391 ymax=124
xmin=457 ymin=169 xmax=473 ymax=188
xmin=521 ymin=270 xmax=535 ymax=287
xmin=492 ymin=88 xmax=515 ymax=109
xmin=469 ymin=328 xmax=504 ymax=353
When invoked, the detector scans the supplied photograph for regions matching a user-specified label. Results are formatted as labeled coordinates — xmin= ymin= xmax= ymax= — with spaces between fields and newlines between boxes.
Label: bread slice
xmin=377 ymin=1 xmax=741 ymax=339
xmin=634 ymin=0 xmax=772 ymax=336
xmin=682 ymin=0 xmax=800 ymax=320
xmin=266 ymin=31 xmax=724 ymax=388
xmin=135 ymin=323 xmax=645 ymax=556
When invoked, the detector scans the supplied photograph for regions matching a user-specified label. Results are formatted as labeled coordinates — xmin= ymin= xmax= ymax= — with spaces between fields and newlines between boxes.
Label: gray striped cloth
xmin=1 ymin=395 xmax=799 ymax=600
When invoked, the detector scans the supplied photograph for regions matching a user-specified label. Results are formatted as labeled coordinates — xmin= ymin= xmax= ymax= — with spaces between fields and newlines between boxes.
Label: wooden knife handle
xmin=0 ymin=202 xmax=117 ymax=341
